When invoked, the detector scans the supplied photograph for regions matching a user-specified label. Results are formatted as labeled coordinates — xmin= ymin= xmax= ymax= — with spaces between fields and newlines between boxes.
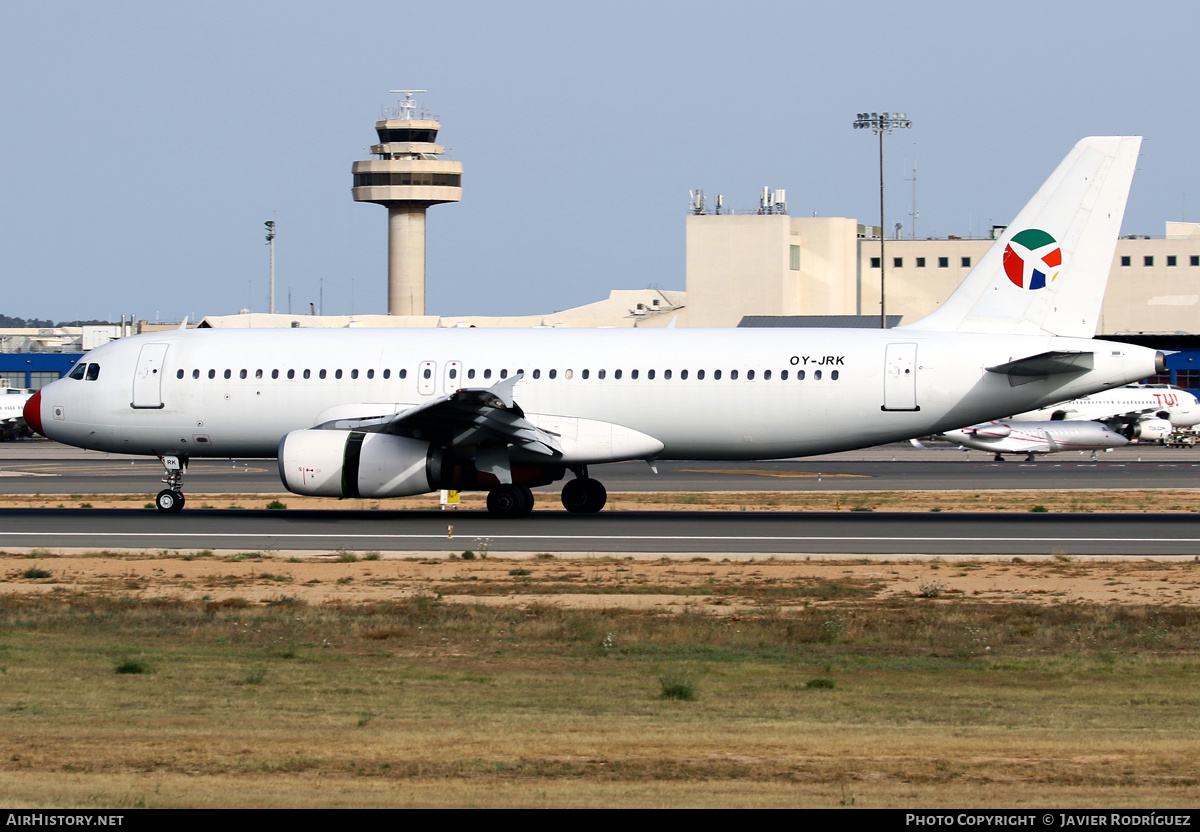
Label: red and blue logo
xmin=1003 ymin=229 xmax=1062 ymax=290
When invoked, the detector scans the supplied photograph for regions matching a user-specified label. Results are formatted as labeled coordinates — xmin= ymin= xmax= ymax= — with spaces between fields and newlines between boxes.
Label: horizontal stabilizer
xmin=987 ymin=351 xmax=1094 ymax=386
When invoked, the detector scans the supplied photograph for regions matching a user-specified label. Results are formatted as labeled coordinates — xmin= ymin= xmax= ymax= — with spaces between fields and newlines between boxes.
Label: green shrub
xmin=115 ymin=659 xmax=149 ymax=675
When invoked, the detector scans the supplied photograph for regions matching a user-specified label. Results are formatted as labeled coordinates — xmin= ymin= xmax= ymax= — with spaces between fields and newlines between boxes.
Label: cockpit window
xmin=68 ymin=363 xmax=86 ymax=380
xmin=85 ymin=363 xmax=100 ymax=381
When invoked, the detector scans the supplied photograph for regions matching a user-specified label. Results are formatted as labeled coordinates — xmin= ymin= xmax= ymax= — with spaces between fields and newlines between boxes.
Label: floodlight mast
xmin=852 ymin=112 xmax=913 ymax=328
xmin=264 ymin=221 xmax=276 ymax=315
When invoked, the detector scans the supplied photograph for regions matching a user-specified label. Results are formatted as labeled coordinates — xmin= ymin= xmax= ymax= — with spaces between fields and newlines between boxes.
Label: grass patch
xmin=114 ymin=658 xmax=150 ymax=675
xmin=658 ymin=672 xmax=699 ymax=701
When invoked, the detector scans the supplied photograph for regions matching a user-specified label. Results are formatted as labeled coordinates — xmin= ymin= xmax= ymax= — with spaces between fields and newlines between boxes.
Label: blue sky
xmin=2 ymin=1 xmax=1196 ymax=322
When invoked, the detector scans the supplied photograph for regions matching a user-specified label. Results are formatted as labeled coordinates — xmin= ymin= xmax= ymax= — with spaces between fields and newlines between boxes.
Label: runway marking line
xmin=678 ymin=469 xmax=868 ymax=478
xmin=0 ymin=532 xmax=1196 ymax=544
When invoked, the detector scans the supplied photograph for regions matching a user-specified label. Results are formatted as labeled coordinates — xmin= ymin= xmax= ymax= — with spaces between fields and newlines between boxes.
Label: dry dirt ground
xmin=7 ymin=487 xmax=1200 ymax=513
xmin=5 ymin=552 xmax=1199 ymax=611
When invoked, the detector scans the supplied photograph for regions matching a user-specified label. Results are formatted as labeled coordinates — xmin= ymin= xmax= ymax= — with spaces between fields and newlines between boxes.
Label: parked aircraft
xmin=1005 ymin=383 xmax=1200 ymax=441
xmin=25 ymin=136 xmax=1164 ymax=516
xmin=0 ymin=386 xmax=33 ymax=440
xmin=938 ymin=420 xmax=1129 ymax=462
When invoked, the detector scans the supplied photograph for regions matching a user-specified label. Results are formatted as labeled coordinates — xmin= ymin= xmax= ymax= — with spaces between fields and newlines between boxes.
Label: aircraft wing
xmin=315 ymin=373 xmax=563 ymax=457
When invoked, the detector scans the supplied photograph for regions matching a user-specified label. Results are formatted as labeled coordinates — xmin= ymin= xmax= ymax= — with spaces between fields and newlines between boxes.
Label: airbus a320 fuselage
xmin=25 ymin=136 xmax=1161 ymax=516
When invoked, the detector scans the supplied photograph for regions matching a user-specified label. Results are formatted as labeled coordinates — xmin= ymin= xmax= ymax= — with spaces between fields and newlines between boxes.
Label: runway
xmin=0 ymin=507 xmax=1197 ymax=556
xmin=2 ymin=439 xmax=1199 ymax=494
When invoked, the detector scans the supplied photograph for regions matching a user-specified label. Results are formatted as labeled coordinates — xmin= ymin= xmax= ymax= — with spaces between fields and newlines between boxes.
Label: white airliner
xmin=937 ymin=420 xmax=1129 ymax=462
xmin=25 ymin=136 xmax=1165 ymax=516
xmin=1005 ymin=383 xmax=1200 ymax=442
xmin=0 ymin=386 xmax=33 ymax=439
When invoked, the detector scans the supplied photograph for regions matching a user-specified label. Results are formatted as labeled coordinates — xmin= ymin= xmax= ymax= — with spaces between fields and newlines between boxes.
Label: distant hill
xmin=0 ymin=315 xmax=113 ymax=328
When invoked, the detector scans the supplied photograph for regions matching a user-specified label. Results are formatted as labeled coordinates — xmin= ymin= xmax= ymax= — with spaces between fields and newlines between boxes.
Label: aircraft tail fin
xmin=903 ymin=136 xmax=1141 ymax=338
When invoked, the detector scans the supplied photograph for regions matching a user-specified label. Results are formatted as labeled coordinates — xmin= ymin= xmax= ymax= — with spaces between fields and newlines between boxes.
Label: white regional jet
xmin=1005 ymin=383 xmax=1200 ymax=442
xmin=938 ymin=420 xmax=1129 ymax=462
xmin=0 ymin=386 xmax=34 ymax=440
xmin=25 ymin=136 xmax=1165 ymax=517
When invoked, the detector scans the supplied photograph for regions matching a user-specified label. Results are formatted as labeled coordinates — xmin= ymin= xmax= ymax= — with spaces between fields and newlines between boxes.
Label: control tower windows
xmin=376 ymin=128 xmax=438 ymax=143
xmin=353 ymin=172 xmax=462 ymax=188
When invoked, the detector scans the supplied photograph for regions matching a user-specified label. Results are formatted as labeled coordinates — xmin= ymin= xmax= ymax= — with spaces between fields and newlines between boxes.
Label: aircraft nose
xmin=23 ymin=390 xmax=43 ymax=437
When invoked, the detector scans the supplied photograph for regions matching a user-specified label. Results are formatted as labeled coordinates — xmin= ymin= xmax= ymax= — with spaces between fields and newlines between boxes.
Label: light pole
xmin=264 ymin=221 xmax=276 ymax=315
xmin=853 ymin=112 xmax=912 ymax=328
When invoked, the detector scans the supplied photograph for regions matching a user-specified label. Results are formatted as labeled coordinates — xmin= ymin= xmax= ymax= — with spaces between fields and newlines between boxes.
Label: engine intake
xmin=278 ymin=430 xmax=445 ymax=498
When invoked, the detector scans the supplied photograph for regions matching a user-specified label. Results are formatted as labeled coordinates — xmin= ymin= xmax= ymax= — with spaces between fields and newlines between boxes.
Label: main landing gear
xmin=486 ymin=483 xmax=535 ymax=518
xmin=155 ymin=455 xmax=188 ymax=513
xmin=482 ymin=469 xmax=609 ymax=518
xmin=560 ymin=468 xmax=607 ymax=514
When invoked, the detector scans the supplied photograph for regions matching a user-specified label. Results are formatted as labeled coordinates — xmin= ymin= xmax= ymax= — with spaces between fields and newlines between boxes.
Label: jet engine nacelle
xmin=1131 ymin=418 xmax=1172 ymax=443
xmin=278 ymin=429 xmax=445 ymax=498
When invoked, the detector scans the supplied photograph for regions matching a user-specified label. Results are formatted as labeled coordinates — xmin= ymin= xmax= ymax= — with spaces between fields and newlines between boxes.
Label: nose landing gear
xmin=155 ymin=455 xmax=188 ymax=513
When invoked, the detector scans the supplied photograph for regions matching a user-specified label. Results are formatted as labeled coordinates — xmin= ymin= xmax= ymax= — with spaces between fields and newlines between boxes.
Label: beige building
xmin=684 ymin=214 xmax=860 ymax=327
xmin=685 ymin=212 xmax=1200 ymax=335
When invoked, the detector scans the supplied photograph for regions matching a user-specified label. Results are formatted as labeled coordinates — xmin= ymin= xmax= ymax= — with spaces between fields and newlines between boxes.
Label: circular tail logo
xmin=1003 ymin=229 xmax=1062 ymax=290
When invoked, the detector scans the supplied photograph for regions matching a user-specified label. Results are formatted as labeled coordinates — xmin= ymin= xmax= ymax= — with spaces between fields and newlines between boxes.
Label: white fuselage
xmin=1006 ymin=385 xmax=1200 ymax=428
xmin=941 ymin=420 xmax=1130 ymax=456
xmin=0 ymin=391 xmax=32 ymax=425
xmin=34 ymin=326 xmax=1161 ymax=462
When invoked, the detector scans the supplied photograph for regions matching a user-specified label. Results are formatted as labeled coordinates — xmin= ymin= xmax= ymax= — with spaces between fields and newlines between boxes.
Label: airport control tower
xmin=352 ymin=91 xmax=463 ymax=316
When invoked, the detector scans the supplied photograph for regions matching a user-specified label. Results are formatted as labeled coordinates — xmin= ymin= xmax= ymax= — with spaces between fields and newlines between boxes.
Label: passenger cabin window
xmin=240 ymin=369 xmax=247 ymax=379
xmin=352 ymin=369 xmax=360 ymax=379
xmin=384 ymin=369 xmax=391 ymax=379
xmin=336 ymin=369 xmax=343 ymax=379
xmin=287 ymin=370 xmax=295 ymax=379
xmin=193 ymin=369 xmax=200 ymax=379
xmin=271 ymin=370 xmax=279 ymax=379
xmin=319 ymin=369 xmax=327 ymax=379
xmin=176 ymin=369 xmax=184 ymax=379
xmin=208 ymin=369 xmax=216 ymax=379
xmin=367 ymin=369 xmax=375 ymax=379
xmin=303 ymin=369 xmax=311 ymax=379
xmin=224 ymin=369 xmax=232 ymax=379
